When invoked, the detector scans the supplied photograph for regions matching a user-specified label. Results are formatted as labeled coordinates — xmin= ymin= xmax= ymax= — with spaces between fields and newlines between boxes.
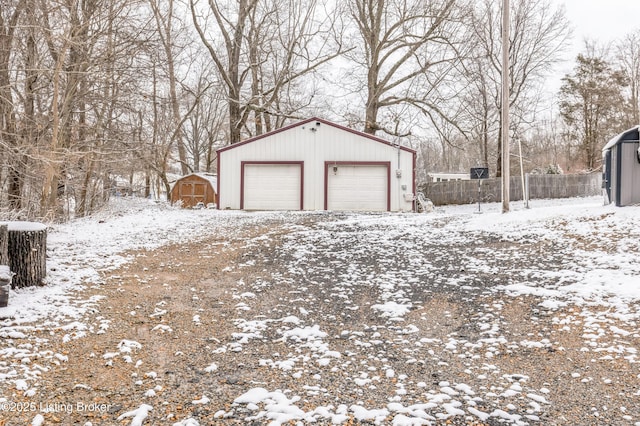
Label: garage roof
xmin=216 ymin=117 xmax=416 ymax=154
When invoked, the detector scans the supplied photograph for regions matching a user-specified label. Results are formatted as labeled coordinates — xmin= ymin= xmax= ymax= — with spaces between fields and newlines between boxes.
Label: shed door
xmin=180 ymin=181 xmax=206 ymax=207
xmin=243 ymin=163 xmax=302 ymax=210
xmin=326 ymin=164 xmax=389 ymax=211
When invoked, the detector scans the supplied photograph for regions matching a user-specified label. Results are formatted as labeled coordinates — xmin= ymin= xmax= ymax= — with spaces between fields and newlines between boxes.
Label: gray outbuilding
xmin=602 ymin=125 xmax=640 ymax=206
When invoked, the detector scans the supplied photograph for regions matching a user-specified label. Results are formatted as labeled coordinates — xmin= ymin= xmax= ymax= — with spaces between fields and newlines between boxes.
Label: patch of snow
xmin=116 ymin=404 xmax=153 ymax=426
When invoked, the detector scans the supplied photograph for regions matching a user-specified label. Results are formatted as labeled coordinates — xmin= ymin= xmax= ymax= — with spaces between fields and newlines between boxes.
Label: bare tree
xmin=190 ymin=0 xmax=255 ymax=144
xmin=0 ymin=0 xmax=27 ymax=209
xmin=190 ymin=0 xmax=341 ymax=144
xmin=522 ymin=115 xmax=568 ymax=173
xmin=1 ymin=0 xmax=214 ymax=219
xmin=0 ymin=0 xmax=176 ymax=219
xmin=459 ymin=0 xmax=571 ymax=176
xmin=38 ymin=0 xmax=91 ymax=217
xmin=33 ymin=0 xmax=161 ymax=218
xmin=149 ymin=0 xmax=192 ymax=175
xmin=183 ymin=73 xmax=226 ymax=173
xmin=74 ymin=0 xmax=154 ymax=215
xmin=616 ymin=30 xmax=640 ymax=125
xmin=341 ymin=0 xmax=466 ymax=136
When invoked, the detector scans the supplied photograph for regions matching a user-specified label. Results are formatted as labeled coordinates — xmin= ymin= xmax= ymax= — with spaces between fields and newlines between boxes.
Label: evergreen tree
xmin=559 ymin=53 xmax=628 ymax=171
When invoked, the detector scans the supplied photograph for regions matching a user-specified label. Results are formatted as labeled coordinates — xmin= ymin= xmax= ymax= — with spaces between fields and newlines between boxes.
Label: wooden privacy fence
xmin=418 ymin=173 xmax=602 ymax=206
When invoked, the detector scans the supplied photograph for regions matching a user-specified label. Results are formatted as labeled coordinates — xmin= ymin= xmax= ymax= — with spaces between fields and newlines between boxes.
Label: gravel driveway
xmin=1 ymin=209 xmax=638 ymax=425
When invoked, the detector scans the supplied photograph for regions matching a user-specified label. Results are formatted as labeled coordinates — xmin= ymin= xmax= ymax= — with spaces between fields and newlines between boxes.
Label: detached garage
xmin=216 ymin=117 xmax=416 ymax=212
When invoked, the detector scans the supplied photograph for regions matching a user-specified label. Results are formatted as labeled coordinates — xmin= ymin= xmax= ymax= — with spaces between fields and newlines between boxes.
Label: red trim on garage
xmin=240 ymin=161 xmax=304 ymax=210
xmin=324 ymin=161 xmax=391 ymax=211
xmin=216 ymin=154 xmax=221 ymax=209
xmin=412 ymin=151 xmax=417 ymax=212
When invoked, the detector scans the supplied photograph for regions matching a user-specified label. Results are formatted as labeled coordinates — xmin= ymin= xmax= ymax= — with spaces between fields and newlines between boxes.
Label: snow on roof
xmin=602 ymin=125 xmax=640 ymax=152
xmin=193 ymin=172 xmax=217 ymax=187
xmin=169 ymin=173 xmax=218 ymax=195
xmin=171 ymin=173 xmax=217 ymax=187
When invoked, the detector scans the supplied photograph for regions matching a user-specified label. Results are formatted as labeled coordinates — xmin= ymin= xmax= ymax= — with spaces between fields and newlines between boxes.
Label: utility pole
xmin=501 ymin=0 xmax=510 ymax=213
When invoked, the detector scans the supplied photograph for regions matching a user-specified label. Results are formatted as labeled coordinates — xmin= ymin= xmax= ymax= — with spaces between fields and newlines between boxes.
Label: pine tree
xmin=559 ymin=53 xmax=628 ymax=171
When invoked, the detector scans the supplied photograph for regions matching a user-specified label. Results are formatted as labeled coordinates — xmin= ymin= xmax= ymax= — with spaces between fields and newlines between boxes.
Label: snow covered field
xmin=1 ymin=196 xmax=639 ymax=425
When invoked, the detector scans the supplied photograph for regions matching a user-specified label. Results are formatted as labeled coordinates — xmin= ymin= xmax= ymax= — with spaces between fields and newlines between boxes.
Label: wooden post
xmin=501 ymin=0 xmax=510 ymax=213
xmin=6 ymin=222 xmax=47 ymax=289
xmin=0 ymin=265 xmax=11 ymax=308
xmin=0 ymin=224 xmax=8 ymax=265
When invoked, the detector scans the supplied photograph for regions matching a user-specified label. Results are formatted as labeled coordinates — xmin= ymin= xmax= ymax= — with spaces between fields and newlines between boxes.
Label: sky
xmin=554 ymin=0 xmax=640 ymax=72
xmin=541 ymin=0 xmax=640 ymax=108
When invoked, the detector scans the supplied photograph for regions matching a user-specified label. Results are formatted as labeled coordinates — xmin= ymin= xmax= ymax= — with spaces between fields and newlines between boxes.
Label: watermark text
xmin=0 ymin=400 xmax=111 ymax=414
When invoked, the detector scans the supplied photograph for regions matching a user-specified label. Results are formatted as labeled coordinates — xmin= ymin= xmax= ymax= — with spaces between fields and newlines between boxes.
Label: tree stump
xmin=0 ymin=224 xmax=8 ymax=265
xmin=6 ymin=222 xmax=47 ymax=289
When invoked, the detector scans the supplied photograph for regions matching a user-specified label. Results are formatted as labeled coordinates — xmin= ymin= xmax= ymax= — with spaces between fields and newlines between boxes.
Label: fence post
xmin=525 ymin=173 xmax=530 ymax=209
xmin=0 ymin=224 xmax=8 ymax=265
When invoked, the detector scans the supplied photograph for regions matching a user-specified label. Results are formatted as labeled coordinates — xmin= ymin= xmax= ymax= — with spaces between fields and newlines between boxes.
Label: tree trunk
xmin=6 ymin=222 xmax=47 ymax=289
xmin=229 ymin=92 xmax=242 ymax=143
xmin=1 ymin=2 xmax=25 ymax=210
xmin=364 ymin=98 xmax=379 ymax=135
xmin=496 ymin=123 xmax=503 ymax=178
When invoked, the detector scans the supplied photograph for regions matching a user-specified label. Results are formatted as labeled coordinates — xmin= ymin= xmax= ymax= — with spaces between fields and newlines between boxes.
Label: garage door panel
xmin=327 ymin=164 xmax=388 ymax=211
xmin=243 ymin=163 xmax=302 ymax=210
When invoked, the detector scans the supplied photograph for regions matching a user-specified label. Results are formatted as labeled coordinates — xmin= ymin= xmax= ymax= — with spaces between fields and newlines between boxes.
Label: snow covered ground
xmin=1 ymin=196 xmax=639 ymax=425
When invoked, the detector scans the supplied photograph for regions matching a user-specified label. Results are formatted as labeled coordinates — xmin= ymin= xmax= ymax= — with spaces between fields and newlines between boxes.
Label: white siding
xmin=218 ymin=119 xmax=415 ymax=211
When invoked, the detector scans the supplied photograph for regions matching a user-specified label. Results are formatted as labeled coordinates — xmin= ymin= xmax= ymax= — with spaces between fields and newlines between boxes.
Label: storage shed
xmin=602 ymin=126 xmax=640 ymax=206
xmin=170 ymin=173 xmax=217 ymax=208
xmin=216 ymin=117 xmax=416 ymax=212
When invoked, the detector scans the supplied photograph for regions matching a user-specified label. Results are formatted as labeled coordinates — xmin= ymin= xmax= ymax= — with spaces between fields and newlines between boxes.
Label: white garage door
xmin=327 ymin=164 xmax=388 ymax=211
xmin=243 ymin=163 xmax=302 ymax=210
